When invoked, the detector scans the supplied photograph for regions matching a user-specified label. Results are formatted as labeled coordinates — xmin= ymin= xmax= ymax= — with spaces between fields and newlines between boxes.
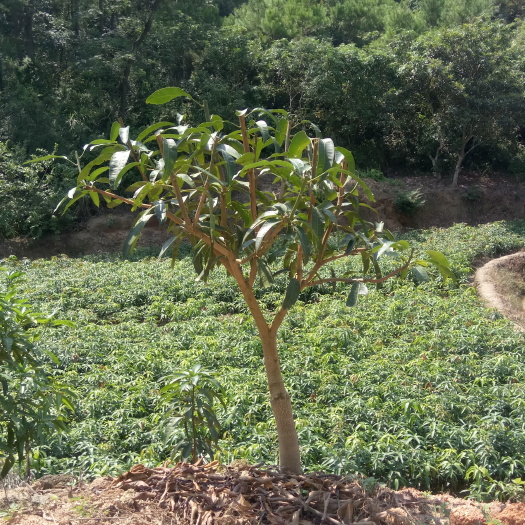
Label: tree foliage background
xmin=0 ymin=0 xmax=525 ymax=237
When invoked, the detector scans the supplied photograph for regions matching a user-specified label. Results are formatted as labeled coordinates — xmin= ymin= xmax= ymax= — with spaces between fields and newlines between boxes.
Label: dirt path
xmin=475 ymin=251 xmax=525 ymax=329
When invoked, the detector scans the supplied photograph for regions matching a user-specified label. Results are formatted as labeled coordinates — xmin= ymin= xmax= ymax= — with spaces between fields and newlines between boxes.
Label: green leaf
xmin=119 ymin=126 xmax=130 ymax=144
xmin=311 ymin=207 xmax=325 ymax=241
xmin=123 ymin=210 xmax=154 ymax=257
xmin=146 ymin=87 xmax=193 ymax=105
xmin=426 ymin=250 xmax=450 ymax=269
xmin=110 ymin=121 xmax=120 ymax=141
xmin=111 ymin=161 xmax=140 ymax=189
xmin=257 ymin=259 xmax=274 ymax=288
xmin=335 ymin=146 xmax=355 ymax=174
xmin=282 ymin=278 xmax=301 ymax=310
xmin=109 ymin=151 xmax=131 ymax=189
xmin=24 ymin=155 xmax=68 ymax=164
xmin=288 ymin=131 xmax=311 ymax=158
xmin=153 ymin=200 xmax=167 ymax=224
xmin=317 ymin=138 xmax=335 ymax=173
xmin=255 ymin=120 xmax=269 ymax=142
xmin=295 ymin=225 xmax=311 ymax=261
xmin=346 ymin=282 xmax=368 ymax=307
xmin=163 ymin=138 xmax=178 ymax=178
xmin=412 ymin=266 xmax=430 ymax=282
xmin=255 ymin=220 xmax=279 ymax=251
xmin=137 ymin=121 xmax=174 ymax=142
xmin=230 ymin=201 xmax=252 ymax=226
xmin=344 ymin=235 xmax=356 ymax=254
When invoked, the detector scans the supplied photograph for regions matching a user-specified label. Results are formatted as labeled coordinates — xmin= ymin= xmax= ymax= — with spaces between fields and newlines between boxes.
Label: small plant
xmin=356 ymin=168 xmax=385 ymax=182
xmin=0 ymin=267 xmax=74 ymax=481
xmin=463 ymin=185 xmax=482 ymax=202
xmin=394 ymin=189 xmax=426 ymax=217
xmin=159 ymin=364 xmax=225 ymax=463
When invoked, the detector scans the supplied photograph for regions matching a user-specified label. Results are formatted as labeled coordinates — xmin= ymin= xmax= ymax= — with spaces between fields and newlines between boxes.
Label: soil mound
xmin=3 ymin=461 xmax=525 ymax=524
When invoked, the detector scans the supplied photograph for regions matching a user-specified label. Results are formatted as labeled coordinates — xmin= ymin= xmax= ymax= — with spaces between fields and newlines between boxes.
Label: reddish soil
xmin=2 ymin=462 xmax=525 ymax=525
xmin=1 ymin=173 xmax=525 ymax=260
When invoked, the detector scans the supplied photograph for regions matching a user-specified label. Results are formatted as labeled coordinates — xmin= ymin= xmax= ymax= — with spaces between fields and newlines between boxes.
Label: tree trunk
xmin=231 ymin=262 xmax=302 ymax=474
xmin=451 ymin=152 xmax=464 ymax=187
xmin=118 ymin=0 xmax=163 ymax=119
xmin=259 ymin=330 xmax=302 ymax=474
xmin=23 ymin=5 xmax=35 ymax=59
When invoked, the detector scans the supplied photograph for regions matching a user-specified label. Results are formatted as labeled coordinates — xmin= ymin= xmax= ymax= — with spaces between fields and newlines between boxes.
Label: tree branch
xmin=308 ymin=262 xmax=410 ymax=287
xmin=84 ymin=186 xmax=230 ymax=259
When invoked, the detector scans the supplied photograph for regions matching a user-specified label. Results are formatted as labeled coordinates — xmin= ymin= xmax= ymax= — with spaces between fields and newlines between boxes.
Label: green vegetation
xmin=1 ymin=220 xmax=524 ymax=499
xmin=1 ymin=2 xmax=525 ymax=243
xmin=0 ymin=266 xmax=73 ymax=480
xmin=160 ymin=364 xmax=226 ymax=462
xmin=43 ymin=94 xmax=451 ymax=473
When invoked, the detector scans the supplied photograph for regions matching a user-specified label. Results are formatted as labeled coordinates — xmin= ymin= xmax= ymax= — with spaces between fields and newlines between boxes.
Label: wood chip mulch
xmin=108 ymin=461 xmax=424 ymax=524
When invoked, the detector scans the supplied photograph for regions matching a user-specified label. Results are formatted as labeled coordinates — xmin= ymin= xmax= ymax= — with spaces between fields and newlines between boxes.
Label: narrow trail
xmin=475 ymin=251 xmax=525 ymax=330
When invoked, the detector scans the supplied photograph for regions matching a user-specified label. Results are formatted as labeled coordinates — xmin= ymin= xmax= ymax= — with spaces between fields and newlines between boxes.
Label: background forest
xmin=1 ymin=0 xmax=525 ymax=238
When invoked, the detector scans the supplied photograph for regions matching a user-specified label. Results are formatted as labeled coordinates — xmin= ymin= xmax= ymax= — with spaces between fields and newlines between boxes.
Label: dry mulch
xmin=3 ymin=461 xmax=525 ymax=525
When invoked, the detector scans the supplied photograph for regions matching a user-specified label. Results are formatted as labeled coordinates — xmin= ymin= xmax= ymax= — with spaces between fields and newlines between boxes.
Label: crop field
xmin=3 ymin=221 xmax=525 ymax=500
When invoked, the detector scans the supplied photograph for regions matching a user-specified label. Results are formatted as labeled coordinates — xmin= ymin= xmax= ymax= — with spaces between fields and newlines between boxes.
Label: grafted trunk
xmin=259 ymin=331 xmax=302 ymax=474
xmin=232 ymin=262 xmax=302 ymax=474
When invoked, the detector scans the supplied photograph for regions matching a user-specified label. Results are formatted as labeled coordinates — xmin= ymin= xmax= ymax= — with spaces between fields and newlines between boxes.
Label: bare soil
xmin=2 ymin=462 xmax=525 ymax=525
xmin=1 ymin=173 xmax=525 ymax=260
xmin=475 ymin=251 xmax=525 ymax=329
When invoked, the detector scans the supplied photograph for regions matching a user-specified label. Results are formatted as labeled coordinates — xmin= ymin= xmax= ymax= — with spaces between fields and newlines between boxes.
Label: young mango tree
xmin=39 ymin=88 xmax=452 ymax=474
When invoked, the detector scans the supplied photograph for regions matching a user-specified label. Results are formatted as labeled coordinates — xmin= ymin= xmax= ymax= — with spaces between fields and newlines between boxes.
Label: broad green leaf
xmin=109 ymin=151 xmax=131 ymax=189
xmin=375 ymin=241 xmax=394 ymax=260
xmin=344 ymin=234 xmax=356 ymax=254
xmin=275 ymin=118 xmax=288 ymax=146
xmin=146 ymin=87 xmax=193 ymax=105
xmin=119 ymin=126 xmax=130 ymax=144
xmin=412 ymin=266 xmax=430 ymax=282
xmin=282 ymin=278 xmax=301 ymax=310
xmin=257 ymin=259 xmax=274 ymax=288
xmin=217 ymin=143 xmax=241 ymax=160
xmin=317 ymin=138 xmax=335 ymax=173
xmin=163 ymin=138 xmax=178 ymax=178
xmin=295 ymin=225 xmax=311 ymax=261
xmin=230 ymin=201 xmax=252 ymax=226
xmin=335 ymin=146 xmax=355 ymax=174
xmin=137 ymin=121 xmax=174 ymax=142
xmin=89 ymin=191 xmax=100 ymax=207
xmin=153 ymin=200 xmax=167 ymax=224
xmin=110 ymin=121 xmax=120 ymax=141
xmin=255 ymin=220 xmax=280 ymax=251
xmin=111 ymin=161 xmax=140 ymax=189
xmin=426 ymin=250 xmax=450 ymax=269
xmin=289 ymin=158 xmax=309 ymax=175
xmin=123 ymin=210 xmax=154 ymax=257
xmin=255 ymin=120 xmax=269 ymax=142
xmin=346 ymin=282 xmax=368 ymax=307
xmin=311 ymin=207 xmax=325 ymax=240
xmin=288 ymin=131 xmax=310 ymax=158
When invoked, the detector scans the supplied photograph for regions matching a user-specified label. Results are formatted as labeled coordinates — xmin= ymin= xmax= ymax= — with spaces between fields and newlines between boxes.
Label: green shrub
xmin=394 ymin=189 xmax=426 ymax=217
xmin=0 ymin=266 xmax=73 ymax=480
xmin=4 ymin=221 xmax=525 ymax=499
xmin=0 ymin=142 xmax=78 ymax=239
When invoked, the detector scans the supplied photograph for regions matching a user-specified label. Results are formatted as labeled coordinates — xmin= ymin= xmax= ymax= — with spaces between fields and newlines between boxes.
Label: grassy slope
xmin=5 ymin=220 xmax=525 ymax=500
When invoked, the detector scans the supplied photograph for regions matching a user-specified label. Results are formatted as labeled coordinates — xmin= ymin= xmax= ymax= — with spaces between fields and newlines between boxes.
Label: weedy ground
xmin=2 ymin=220 xmax=525 ymax=502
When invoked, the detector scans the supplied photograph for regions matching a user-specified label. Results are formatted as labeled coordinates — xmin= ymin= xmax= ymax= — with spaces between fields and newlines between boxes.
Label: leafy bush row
xmin=3 ymin=220 xmax=525 ymax=499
